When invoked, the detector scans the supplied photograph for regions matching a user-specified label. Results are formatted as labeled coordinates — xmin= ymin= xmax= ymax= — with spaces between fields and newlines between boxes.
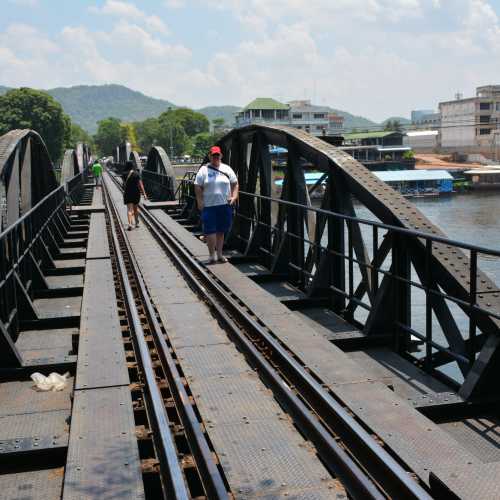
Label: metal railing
xmin=232 ymin=190 xmax=500 ymax=384
xmin=0 ymin=172 xmax=83 ymax=364
xmin=173 ymin=177 xmax=500 ymax=386
xmin=142 ymin=169 xmax=177 ymax=201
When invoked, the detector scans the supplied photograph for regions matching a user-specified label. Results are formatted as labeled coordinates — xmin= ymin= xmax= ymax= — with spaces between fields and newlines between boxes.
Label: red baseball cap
xmin=209 ymin=146 xmax=222 ymax=155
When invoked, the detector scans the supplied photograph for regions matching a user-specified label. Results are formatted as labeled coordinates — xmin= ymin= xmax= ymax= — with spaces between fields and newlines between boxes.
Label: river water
xmin=352 ymin=191 xmax=500 ymax=381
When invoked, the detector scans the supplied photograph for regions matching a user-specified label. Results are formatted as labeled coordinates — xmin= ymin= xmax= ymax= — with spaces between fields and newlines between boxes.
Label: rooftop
xmin=406 ymin=130 xmax=439 ymax=137
xmin=373 ymin=169 xmax=453 ymax=182
xmin=343 ymin=131 xmax=401 ymax=140
xmin=242 ymin=98 xmax=289 ymax=111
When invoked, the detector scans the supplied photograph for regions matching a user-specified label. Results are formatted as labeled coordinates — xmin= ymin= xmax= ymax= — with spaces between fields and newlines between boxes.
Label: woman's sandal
xmin=218 ymin=256 xmax=228 ymax=263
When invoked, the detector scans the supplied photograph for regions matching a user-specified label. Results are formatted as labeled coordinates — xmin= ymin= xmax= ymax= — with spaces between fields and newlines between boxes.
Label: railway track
xmin=104 ymin=171 xmax=434 ymax=500
xmin=104 ymin=179 xmax=230 ymax=499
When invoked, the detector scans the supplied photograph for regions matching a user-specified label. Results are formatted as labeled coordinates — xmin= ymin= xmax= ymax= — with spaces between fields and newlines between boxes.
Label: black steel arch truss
xmin=0 ymin=129 xmax=58 ymax=231
xmin=215 ymin=124 xmax=500 ymax=401
xmin=142 ymin=146 xmax=177 ymax=201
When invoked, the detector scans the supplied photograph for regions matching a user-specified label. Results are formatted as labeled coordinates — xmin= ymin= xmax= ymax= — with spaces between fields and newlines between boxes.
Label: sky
xmin=1 ymin=0 xmax=500 ymax=121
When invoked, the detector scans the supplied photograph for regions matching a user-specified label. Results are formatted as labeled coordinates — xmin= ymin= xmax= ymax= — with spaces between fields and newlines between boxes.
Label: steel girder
xmin=215 ymin=124 xmax=500 ymax=401
xmin=0 ymin=129 xmax=58 ymax=231
xmin=142 ymin=146 xmax=177 ymax=200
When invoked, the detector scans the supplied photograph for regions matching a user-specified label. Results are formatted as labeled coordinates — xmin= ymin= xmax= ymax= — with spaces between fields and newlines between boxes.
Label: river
xmin=353 ymin=191 xmax=500 ymax=382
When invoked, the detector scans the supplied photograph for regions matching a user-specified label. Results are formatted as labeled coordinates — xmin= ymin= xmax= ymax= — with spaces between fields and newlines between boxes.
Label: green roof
xmin=242 ymin=98 xmax=289 ymax=111
xmin=343 ymin=131 xmax=399 ymax=140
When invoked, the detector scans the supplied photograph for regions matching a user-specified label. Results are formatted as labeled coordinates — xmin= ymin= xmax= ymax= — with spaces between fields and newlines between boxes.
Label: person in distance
xmin=194 ymin=146 xmax=239 ymax=264
xmin=123 ymin=160 xmax=147 ymax=231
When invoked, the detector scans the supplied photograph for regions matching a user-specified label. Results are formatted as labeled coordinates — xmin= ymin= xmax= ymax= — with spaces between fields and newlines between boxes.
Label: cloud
xmin=2 ymin=1 xmax=500 ymax=121
xmin=7 ymin=0 xmax=38 ymax=5
xmin=90 ymin=0 xmax=170 ymax=34
xmin=164 ymin=0 xmax=185 ymax=8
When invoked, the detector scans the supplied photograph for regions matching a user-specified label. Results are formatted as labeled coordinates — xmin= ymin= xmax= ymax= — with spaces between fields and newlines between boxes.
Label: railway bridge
xmin=0 ymin=125 xmax=500 ymax=499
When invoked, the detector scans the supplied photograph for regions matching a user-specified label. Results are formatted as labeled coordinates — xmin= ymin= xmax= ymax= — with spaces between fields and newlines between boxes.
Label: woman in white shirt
xmin=194 ymin=146 xmax=239 ymax=263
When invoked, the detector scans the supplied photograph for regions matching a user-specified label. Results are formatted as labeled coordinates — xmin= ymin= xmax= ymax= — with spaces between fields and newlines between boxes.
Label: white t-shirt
xmin=194 ymin=163 xmax=238 ymax=207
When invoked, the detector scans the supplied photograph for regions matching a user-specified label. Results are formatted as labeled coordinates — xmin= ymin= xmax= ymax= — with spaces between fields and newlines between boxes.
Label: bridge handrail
xmin=229 ymin=189 xmax=500 ymax=382
xmin=0 ymin=184 xmax=65 ymax=242
xmin=239 ymin=190 xmax=500 ymax=258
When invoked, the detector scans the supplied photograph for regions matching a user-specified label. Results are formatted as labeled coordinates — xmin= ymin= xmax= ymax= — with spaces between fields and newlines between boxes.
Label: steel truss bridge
xmin=0 ymin=125 xmax=499 ymax=499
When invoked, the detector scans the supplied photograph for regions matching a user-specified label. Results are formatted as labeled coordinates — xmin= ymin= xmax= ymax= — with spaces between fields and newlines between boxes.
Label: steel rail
xmin=141 ymin=206 xmax=433 ymax=500
xmin=106 ymin=171 xmax=431 ymax=499
xmin=104 ymin=177 xmax=230 ymax=499
xmin=106 ymin=171 xmax=383 ymax=499
xmin=103 ymin=182 xmax=190 ymax=500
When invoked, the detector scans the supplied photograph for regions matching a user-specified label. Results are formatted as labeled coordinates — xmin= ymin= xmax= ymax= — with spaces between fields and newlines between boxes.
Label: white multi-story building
xmin=235 ymin=98 xmax=344 ymax=136
xmin=439 ymin=85 xmax=500 ymax=156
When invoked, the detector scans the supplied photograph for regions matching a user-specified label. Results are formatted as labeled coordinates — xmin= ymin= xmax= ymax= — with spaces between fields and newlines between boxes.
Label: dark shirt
xmin=124 ymin=171 xmax=142 ymax=203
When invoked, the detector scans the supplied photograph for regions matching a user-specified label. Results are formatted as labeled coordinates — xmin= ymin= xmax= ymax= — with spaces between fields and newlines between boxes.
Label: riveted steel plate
xmin=0 ymin=409 xmax=69 ymax=444
xmin=0 ymin=468 xmax=64 ymax=500
xmin=63 ymin=386 xmax=144 ymax=500
xmin=53 ymin=258 xmax=85 ymax=269
xmin=91 ymin=187 xmax=103 ymax=207
xmin=151 ymin=210 xmax=207 ymax=256
xmin=431 ymin=461 xmax=500 ymax=500
xmin=0 ymin=380 xmax=72 ymax=416
xmin=439 ymin=417 xmax=500 ymax=464
xmin=190 ymin=372 xmax=282 ymax=426
xmin=348 ymin=348 xmax=450 ymax=398
xmin=294 ymin=307 xmax=361 ymax=338
xmin=86 ymin=213 xmax=110 ymax=260
xmin=333 ymin=380 xmax=479 ymax=481
xmin=176 ymin=343 xmax=252 ymax=379
xmin=34 ymin=296 xmax=82 ymax=319
xmin=0 ymin=435 xmax=66 ymax=455
xmin=76 ymin=259 xmax=129 ymax=390
xmin=46 ymin=274 xmax=84 ymax=289
xmin=16 ymin=328 xmax=76 ymax=352
xmin=208 ymin=418 xmax=333 ymax=498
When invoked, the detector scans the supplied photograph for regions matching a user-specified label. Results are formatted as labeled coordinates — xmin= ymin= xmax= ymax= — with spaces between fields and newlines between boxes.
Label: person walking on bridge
xmin=92 ymin=159 xmax=103 ymax=187
xmin=195 ymin=146 xmax=238 ymax=264
xmin=123 ymin=160 xmax=147 ymax=231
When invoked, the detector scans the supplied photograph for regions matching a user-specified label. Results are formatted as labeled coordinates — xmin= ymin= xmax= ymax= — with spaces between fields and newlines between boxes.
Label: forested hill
xmin=48 ymin=85 xmax=176 ymax=134
xmin=0 ymin=83 xmax=406 ymax=133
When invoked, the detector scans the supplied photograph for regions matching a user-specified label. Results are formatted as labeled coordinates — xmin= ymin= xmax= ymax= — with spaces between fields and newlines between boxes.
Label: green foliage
xmin=403 ymin=150 xmax=415 ymax=160
xmin=384 ymin=119 xmax=403 ymax=132
xmin=120 ymin=122 xmax=138 ymax=150
xmin=94 ymin=117 xmax=122 ymax=156
xmin=0 ymin=87 xmax=71 ymax=161
xmin=192 ymin=132 xmax=217 ymax=157
xmin=67 ymin=123 xmax=94 ymax=150
xmin=157 ymin=113 xmax=189 ymax=157
xmin=134 ymin=118 xmax=160 ymax=153
xmin=162 ymin=108 xmax=209 ymax=136
xmin=133 ymin=108 xmax=211 ymax=157
xmin=47 ymin=84 xmax=176 ymax=134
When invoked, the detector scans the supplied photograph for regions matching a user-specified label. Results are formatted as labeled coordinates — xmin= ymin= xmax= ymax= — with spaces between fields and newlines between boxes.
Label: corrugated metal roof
xmin=406 ymin=130 xmax=439 ymax=137
xmin=377 ymin=146 xmax=412 ymax=152
xmin=343 ymin=131 xmax=399 ymax=140
xmin=373 ymin=170 xmax=453 ymax=182
xmin=242 ymin=98 xmax=289 ymax=111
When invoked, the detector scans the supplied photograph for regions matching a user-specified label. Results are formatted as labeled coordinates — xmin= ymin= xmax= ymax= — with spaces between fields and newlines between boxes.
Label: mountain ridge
xmin=0 ymin=83 xmax=407 ymax=133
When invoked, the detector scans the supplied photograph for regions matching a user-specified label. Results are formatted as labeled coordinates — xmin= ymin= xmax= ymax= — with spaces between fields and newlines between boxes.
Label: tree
xmin=94 ymin=117 xmax=122 ymax=156
xmin=384 ymin=119 xmax=403 ymax=132
xmin=0 ymin=87 xmax=71 ymax=161
xmin=120 ymin=122 xmax=138 ymax=150
xmin=162 ymin=108 xmax=209 ymax=137
xmin=157 ymin=113 xmax=189 ymax=157
xmin=134 ymin=118 xmax=160 ymax=153
xmin=67 ymin=123 xmax=94 ymax=150
xmin=192 ymin=132 xmax=216 ymax=157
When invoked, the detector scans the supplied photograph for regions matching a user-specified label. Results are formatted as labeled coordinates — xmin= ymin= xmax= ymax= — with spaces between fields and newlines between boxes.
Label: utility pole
xmin=167 ymin=106 xmax=174 ymax=160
